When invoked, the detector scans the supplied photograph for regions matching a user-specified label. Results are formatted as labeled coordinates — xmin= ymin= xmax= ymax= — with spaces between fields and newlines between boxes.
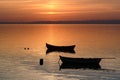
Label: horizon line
xmin=0 ymin=20 xmax=120 ymax=24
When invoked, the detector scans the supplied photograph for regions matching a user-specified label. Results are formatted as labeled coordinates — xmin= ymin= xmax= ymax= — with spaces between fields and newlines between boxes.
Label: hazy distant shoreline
xmin=0 ymin=20 xmax=120 ymax=24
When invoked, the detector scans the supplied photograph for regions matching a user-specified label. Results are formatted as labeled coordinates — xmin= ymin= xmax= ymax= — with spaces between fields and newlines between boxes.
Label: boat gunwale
xmin=59 ymin=55 xmax=103 ymax=60
xmin=46 ymin=43 xmax=75 ymax=48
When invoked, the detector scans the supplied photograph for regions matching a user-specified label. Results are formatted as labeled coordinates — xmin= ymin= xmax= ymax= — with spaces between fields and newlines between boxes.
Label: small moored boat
xmin=46 ymin=43 xmax=75 ymax=52
xmin=59 ymin=56 xmax=101 ymax=65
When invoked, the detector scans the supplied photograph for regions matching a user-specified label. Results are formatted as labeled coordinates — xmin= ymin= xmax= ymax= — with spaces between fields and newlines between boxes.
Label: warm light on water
xmin=0 ymin=24 xmax=120 ymax=80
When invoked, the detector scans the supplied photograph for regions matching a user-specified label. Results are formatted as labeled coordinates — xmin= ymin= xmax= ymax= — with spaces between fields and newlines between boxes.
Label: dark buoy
xmin=27 ymin=48 xmax=29 ymax=50
xmin=40 ymin=59 xmax=43 ymax=65
xmin=24 ymin=48 xmax=29 ymax=50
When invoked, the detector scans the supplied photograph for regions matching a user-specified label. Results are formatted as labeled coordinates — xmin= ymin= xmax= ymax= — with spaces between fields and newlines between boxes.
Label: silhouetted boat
xmin=59 ymin=56 xmax=101 ymax=65
xmin=46 ymin=43 xmax=75 ymax=52
xmin=59 ymin=63 xmax=101 ymax=70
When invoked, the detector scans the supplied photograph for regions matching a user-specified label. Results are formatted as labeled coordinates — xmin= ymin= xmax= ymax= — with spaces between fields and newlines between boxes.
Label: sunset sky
xmin=0 ymin=0 xmax=120 ymax=22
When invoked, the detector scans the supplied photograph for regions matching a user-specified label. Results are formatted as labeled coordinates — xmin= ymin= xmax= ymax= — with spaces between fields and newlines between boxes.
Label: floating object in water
xmin=24 ymin=48 xmax=26 ymax=50
xmin=24 ymin=48 xmax=30 ymax=50
xmin=46 ymin=43 xmax=75 ymax=52
xmin=59 ymin=55 xmax=101 ymax=65
xmin=59 ymin=56 xmax=115 ymax=65
xmin=40 ymin=59 xmax=43 ymax=65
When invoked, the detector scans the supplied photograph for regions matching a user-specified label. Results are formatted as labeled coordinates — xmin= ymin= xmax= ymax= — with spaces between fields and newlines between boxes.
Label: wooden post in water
xmin=40 ymin=59 xmax=43 ymax=65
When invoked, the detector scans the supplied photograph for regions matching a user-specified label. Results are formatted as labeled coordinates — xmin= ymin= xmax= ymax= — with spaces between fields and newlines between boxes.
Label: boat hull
xmin=46 ymin=49 xmax=75 ymax=54
xmin=46 ymin=43 xmax=75 ymax=52
xmin=60 ymin=56 xmax=101 ymax=65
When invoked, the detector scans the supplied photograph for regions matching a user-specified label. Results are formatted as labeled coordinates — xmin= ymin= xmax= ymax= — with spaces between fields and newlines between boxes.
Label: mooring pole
xmin=40 ymin=58 xmax=43 ymax=65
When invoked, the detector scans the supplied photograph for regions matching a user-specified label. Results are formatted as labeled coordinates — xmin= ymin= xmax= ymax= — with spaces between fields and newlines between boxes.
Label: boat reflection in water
xmin=46 ymin=43 xmax=76 ymax=54
xmin=59 ymin=63 xmax=101 ymax=70
xmin=59 ymin=55 xmax=102 ymax=70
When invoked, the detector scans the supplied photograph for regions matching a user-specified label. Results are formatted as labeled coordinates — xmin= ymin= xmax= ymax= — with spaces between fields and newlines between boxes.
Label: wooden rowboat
xmin=59 ymin=56 xmax=101 ymax=65
xmin=46 ymin=43 xmax=75 ymax=52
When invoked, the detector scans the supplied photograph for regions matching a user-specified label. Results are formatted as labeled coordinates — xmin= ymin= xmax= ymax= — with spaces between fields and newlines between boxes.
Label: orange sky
xmin=0 ymin=0 xmax=120 ymax=22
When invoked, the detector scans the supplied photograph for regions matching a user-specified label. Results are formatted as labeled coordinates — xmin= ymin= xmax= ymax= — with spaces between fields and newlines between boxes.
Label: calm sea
xmin=0 ymin=24 xmax=120 ymax=80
